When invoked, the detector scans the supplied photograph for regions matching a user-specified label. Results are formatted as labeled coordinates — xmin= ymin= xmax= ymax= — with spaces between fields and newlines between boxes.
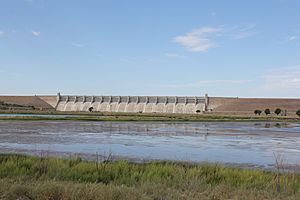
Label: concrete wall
xmin=38 ymin=96 xmax=58 ymax=108
xmin=56 ymin=95 xmax=207 ymax=114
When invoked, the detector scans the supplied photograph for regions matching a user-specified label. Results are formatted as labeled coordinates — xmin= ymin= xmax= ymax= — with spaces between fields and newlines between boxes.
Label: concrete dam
xmin=2 ymin=94 xmax=300 ymax=116
xmin=56 ymin=94 xmax=209 ymax=114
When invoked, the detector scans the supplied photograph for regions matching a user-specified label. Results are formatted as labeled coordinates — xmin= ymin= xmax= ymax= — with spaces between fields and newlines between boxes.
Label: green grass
xmin=0 ymin=101 xmax=35 ymax=110
xmin=0 ymin=154 xmax=299 ymax=199
xmin=0 ymin=111 xmax=299 ymax=123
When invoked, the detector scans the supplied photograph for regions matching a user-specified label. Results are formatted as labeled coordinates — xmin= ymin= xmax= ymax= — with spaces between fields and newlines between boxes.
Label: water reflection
xmin=265 ymin=123 xmax=271 ymax=128
xmin=254 ymin=122 xmax=290 ymax=129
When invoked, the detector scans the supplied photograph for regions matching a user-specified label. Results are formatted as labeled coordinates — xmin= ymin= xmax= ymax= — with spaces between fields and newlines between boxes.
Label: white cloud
xmin=31 ymin=31 xmax=41 ymax=37
xmin=288 ymin=35 xmax=298 ymax=41
xmin=119 ymin=58 xmax=134 ymax=63
xmin=161 ymin=80 xmax=250 ymax=88
xmin=173 ymin=27 xmax=219 ymax=52
xmin=0 ymin=31 xmax=4 ymax=37
xmin=165 ymin=53 xmax=186 ymax=59
xmin=173 ymin=24 xmax=256 ymax=52
xmin=225 ymin=24 xmax=257 ymax=40
xmin=71 ymin=43 xmax=85 ymax=48
xmin=262 ymin=66 xmax=300 ymax=91
xmin=211 ymin=12 xmax=217 ymax=17
xmin=231 ymin=31 xmax=254 ymax=40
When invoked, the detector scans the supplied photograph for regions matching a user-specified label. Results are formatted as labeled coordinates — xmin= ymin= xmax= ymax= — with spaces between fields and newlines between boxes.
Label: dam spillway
xmin=56 ymin=95 xmax=208 ymax=114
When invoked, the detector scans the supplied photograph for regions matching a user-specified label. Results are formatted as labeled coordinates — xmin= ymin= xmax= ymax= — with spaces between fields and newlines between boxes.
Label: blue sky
xmin=0 ymin=0 xmax=300 ymax=97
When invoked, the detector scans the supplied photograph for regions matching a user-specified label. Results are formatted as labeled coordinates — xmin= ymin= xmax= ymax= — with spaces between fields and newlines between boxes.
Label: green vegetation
xmin=88 ymin=107 xmax=94 ymax=112
xmin=275 ymin=108 xmax=282 ymax=115
xmin=0 ymin=115 xmax=299 ymax=123
xmin=0 ymin=101 xmax=35 ymax=110
xmin=0 ymin=154 xmax=299 ymax=200
xmin=296 ymin=109 xmax=300 ymax=117
xmin=0 ymin=108 xmax=300 ymax=125
xmin=254 ymin=110 xmax=262 ymax=115
xmin=1 ymin=110 xmax=300 ymax=123
xmin=265 ymin=108 xmax=271 ymax=115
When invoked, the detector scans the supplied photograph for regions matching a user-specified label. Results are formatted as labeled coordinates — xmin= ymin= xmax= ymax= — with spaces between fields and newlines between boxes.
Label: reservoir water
xmin=0 ymin=120 xmax=299 ymax=169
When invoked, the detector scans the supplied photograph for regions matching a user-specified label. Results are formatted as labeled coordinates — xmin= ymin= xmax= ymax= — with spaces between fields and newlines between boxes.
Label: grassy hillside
xmin=0 ymin=96 xmax=55 ymax=110
xmin=0 ymin=101 xmax=35 ymax=110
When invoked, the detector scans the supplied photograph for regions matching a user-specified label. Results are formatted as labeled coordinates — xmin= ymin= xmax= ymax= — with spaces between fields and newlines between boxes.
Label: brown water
xmin=0 ymin=120 xmax=299 ymax=169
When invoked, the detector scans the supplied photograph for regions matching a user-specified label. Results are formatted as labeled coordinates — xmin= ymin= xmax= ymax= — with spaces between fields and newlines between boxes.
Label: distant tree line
xmin=297 ymin=110 xmax=300 ymax=117
xmin=254 ymin=108 xmax=300 ymax=117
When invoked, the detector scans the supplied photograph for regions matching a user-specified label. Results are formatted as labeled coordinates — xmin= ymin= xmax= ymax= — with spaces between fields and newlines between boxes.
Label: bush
xmin=254 ymin=110 xmax=262 ymax=115
xmin=264 ymin=109 xmax=271 ymax=115
xmin=296 ymin=109 xmax=300 ymax=117
xmin=274 ymin=108 xmax=281 ymax=115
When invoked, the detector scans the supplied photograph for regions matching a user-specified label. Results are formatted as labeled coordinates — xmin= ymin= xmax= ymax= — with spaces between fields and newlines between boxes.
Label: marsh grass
xmin=0 ymin=154 xmax=299 ymax=199
xmin=0 ymin=112 xmax=299 ymax=123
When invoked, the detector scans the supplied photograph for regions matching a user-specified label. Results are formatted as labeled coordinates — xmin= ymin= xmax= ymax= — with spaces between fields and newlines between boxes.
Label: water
xmin=0 ymin=120 xmax=299 ymax=169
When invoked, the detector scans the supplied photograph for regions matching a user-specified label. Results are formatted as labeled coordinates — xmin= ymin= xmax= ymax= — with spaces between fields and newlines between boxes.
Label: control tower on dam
xmin=55 ymin=94 xmax=209 ymax=114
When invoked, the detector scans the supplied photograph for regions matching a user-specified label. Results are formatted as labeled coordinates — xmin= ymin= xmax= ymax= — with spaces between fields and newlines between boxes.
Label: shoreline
xmin=1 ymin=149 xmax=299 ymax=173
xmin=0 ymin=111 xmax=299 ymax=123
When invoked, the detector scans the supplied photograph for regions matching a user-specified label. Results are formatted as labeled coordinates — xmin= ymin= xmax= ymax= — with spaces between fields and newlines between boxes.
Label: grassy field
xmin=0 ymin=154 xmax=299 ymax=200
xmin=0 ymin=109 xmax=299 ymax=122
xmin=0 ymin=101 xmax=35 ymax=111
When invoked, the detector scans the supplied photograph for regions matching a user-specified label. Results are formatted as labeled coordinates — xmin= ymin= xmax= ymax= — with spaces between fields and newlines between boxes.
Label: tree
xmin=88 ymin=107 xmax=94 ymax=112
xmin=254 ymin=110 xmax=262 ymax=115
xmin=274 ymin=108 xmax=282 ymax=115
xmin=296 ymin=109 xmax=300 ymax=117
xmin=264 ymin=108 xmax=271 ymax=115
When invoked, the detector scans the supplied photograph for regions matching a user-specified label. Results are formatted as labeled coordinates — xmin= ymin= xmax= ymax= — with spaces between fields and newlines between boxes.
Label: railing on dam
xmin=56 ymin=95 xmax=208 ymax=114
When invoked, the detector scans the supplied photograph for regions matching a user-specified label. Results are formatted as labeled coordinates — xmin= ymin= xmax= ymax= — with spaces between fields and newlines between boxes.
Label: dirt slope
xmin=0 ymin=96 xmax=55 ymax=110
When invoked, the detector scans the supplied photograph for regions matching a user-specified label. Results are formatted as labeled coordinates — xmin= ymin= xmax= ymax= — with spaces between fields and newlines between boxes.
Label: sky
xmin=0 ymin=0 xmax=300 ymax=97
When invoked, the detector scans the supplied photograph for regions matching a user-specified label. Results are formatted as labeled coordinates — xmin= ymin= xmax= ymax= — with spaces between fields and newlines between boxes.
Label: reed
xmin=0 ymin=154 xmax=299 ymax=199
